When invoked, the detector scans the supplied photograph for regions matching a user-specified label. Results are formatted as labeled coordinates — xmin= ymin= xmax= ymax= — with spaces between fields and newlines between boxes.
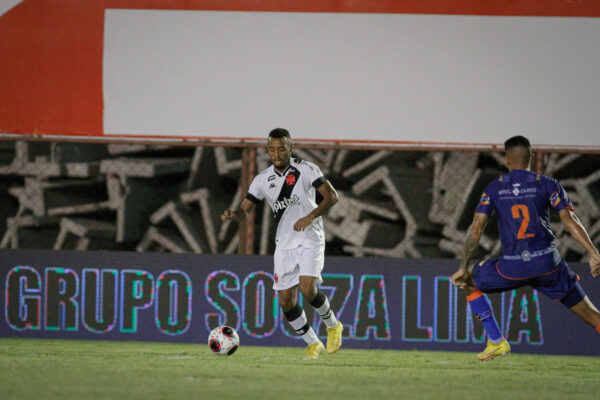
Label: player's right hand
xmin=590 ymin=252 xmax=600 ymax=278
xmin=221 ymin=209 xmax=235 ymax=221
xmin=451 ymin=268 xmax=469 ymax=289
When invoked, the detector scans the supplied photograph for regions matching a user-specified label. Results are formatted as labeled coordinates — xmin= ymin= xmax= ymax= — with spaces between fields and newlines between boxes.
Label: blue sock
xmin=467 ymin=291 xmax=503 ymax=343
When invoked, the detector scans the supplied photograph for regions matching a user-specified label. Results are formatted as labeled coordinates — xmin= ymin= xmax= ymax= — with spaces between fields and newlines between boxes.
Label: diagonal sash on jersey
xmin=273 ymin=167 xmax=301 ymax=225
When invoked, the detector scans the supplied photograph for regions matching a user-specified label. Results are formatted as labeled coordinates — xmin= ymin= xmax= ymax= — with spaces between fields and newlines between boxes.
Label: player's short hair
xmin=504 ymin=135 xmax=532 ymax=165
xmin=504 ymin=135 xmax=531 ymax=151
xmin=268 ymin=128 xmax=291 ymax=140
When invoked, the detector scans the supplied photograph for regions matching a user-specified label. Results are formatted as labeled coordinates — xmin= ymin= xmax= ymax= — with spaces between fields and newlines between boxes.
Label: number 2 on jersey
xmin=511 ymin=204 xmax=535 ymax=239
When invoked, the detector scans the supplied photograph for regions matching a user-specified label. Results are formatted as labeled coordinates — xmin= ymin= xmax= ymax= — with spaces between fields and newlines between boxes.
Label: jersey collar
xmin=272 ymin=164 xmax=292 ymax=177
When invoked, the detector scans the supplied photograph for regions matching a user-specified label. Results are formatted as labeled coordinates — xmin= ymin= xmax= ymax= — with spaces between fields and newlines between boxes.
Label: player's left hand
xmin=294 ymin=216 xmax=314 ymax=231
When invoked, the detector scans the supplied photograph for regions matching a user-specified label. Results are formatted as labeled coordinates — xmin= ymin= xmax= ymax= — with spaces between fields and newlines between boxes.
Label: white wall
xmin=0 ymin=0 xmax=22 ymax=17
xmin=103 ymin=10 xmax=600 ymax=147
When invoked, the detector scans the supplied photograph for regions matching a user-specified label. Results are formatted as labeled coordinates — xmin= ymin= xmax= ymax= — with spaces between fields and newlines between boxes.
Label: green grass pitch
xmin=1 ymin=338 xmax=599 ymax=400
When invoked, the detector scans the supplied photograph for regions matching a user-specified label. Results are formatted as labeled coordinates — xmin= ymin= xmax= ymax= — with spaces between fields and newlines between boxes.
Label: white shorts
xmin=273 ymin=245 xmax=325 ymax=291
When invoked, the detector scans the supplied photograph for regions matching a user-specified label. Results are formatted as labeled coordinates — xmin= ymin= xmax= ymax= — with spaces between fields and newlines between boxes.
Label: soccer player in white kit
xmin=221 ymin=128 xmax=343 ymax=359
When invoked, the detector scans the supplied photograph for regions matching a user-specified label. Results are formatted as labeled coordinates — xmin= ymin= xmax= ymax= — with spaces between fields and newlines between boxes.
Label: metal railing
xmin=1 ymin=137 xmax=598 ymax=263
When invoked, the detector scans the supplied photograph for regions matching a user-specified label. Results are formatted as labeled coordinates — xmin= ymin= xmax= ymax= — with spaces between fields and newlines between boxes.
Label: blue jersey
xmin=475 ymin=169 xmax=574 ymax=278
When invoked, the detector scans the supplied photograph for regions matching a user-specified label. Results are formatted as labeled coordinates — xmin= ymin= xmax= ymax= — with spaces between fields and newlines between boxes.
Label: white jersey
xmin=246 ymin=158 xmax=326 ymax=250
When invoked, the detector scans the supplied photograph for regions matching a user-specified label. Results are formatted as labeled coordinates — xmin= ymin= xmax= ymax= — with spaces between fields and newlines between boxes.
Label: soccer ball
xmin=208 ymin=325 xmax=240 ymax=356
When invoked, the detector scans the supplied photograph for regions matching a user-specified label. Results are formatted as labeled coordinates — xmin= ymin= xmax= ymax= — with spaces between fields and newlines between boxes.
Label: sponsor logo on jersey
xmin=499 ymin=187 xmax=537 ymax=196
xmin=550 ymin=191 xmax=561 ymax=207
xmin=480 ymin=193 xmax=490 ymax=205
xmin=269 ymin=183 xmax=276 ymax=189
xmin=273 ymin=194 xmax=301 ymax=213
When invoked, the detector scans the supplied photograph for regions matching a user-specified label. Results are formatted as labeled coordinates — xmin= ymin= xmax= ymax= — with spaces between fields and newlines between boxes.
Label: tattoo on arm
xmin=460 ymin=212 xmax=488 ymax=270
xmin=461 ymin=233 xmax=479 ymax=269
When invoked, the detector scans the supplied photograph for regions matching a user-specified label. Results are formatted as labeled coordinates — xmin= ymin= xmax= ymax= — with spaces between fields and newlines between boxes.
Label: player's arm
xmin=452 ymin=212 xmax=490 ymax=288
xmin=293 ymin=181 xmax=339 ymax=231
xmin=221 ymin=199 xmax=255 ymax=223
xmin=558 ymin=208 xmax=600 ymax=277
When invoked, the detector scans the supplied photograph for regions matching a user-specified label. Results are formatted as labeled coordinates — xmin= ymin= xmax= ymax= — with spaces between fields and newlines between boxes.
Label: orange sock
xmin=466 ymin=291 xmax=484 ymax=302
xmin=596 ymin=323 xmax=600 ymax=334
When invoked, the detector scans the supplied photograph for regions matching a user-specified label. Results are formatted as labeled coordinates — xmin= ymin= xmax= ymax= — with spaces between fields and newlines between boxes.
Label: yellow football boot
xmin=326 ymin=322 xmax=343 ymax=354
xmin=477 ymin=339 xmax=511 ymax=361
xmin=305 ymin=341 xmax=325 ymax=359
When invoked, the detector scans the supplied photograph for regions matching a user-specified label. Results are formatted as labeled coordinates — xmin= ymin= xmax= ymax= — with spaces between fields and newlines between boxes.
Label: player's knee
xmin=299 ymin=284 xmax=317 ymax=301
xmin=278 ymin=292 xmax=296 ymax=312
xmin=562 ymin=283 xmax=586 ymax=309
xmin=279 ymin=298 xmax=295 ymax=313
xmin=298 ymin=278 xmax=317 ymax=300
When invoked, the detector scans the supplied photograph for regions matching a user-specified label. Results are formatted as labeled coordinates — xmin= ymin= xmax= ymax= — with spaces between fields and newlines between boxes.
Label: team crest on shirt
xmin=479 ymin=193 xmax=490 ymax=205
xmin=285 ymin=174 xmax=296 ymax=185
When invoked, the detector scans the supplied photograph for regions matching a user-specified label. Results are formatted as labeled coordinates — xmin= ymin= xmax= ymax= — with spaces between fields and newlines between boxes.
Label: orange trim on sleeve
xmin=467 ymin=291 xmax=484 ymax=302
xmin=596 ymin=324 xmax=600 ymax=335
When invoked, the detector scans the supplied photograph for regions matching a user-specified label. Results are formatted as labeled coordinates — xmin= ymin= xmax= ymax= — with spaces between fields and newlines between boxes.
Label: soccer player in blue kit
xmin=452 ymin=136 xmax=600 ymax=360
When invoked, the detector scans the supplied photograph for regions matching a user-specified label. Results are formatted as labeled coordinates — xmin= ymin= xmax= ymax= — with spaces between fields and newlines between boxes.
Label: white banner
xmin=103 ymin=10 xmax=600 ymax=147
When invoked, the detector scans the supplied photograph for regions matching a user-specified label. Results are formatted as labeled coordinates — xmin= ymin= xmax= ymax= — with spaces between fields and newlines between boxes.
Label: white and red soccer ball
xmin=208 ymin=325 xmax=240 ymax=356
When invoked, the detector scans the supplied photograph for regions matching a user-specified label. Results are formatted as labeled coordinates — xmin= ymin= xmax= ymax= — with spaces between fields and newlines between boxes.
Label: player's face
xmin=268 ymin=137 xmax=293 ymax=171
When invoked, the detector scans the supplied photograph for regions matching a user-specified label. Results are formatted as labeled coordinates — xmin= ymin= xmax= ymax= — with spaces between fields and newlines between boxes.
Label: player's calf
xmin=309 ymin=291 xmax=338 ymax=328
xmin=283 ymin=304 xmax=321 ymax=348
xmin=309 ymin=291 xmax=343 ymax=353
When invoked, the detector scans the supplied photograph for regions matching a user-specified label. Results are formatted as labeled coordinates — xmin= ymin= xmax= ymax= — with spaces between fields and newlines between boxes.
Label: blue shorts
xmin=471 ymin=257 xmax=585 ymax=308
